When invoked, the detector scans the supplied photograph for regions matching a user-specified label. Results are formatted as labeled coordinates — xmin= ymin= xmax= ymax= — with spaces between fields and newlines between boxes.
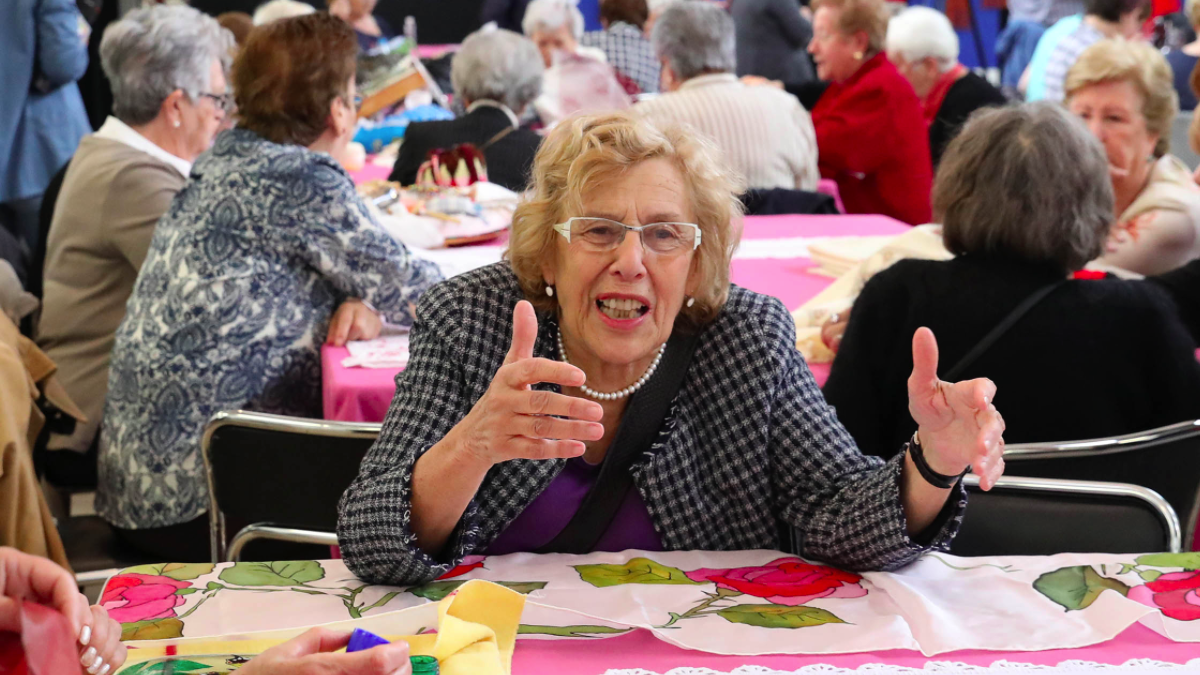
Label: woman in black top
xmin=825 ymin=102 xmax=1200 ymax=459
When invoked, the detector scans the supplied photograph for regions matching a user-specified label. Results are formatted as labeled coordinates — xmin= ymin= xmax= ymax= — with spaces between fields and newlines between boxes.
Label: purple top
xmin=485 ymin=456 xmax=664 ymax=555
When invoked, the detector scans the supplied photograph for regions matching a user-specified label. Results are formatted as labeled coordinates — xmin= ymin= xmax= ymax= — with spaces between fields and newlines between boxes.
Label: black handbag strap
xmin=536 ymin=329 xmax=701 ymax=554
xmin=942 ymin=281 xmax=1066 ymax=382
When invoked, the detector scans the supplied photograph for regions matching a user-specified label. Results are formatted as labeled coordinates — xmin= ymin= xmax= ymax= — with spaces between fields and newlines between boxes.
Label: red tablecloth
xmin=322 ymin=214 xmax=905 ymax=421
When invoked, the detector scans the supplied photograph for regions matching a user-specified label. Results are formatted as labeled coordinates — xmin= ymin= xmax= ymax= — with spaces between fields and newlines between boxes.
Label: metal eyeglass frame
xmin=553 ymin=217 xmax=703 ymax=252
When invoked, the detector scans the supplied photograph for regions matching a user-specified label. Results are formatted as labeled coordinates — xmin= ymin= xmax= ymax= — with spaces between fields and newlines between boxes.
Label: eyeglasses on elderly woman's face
xmin=552 ymin=217 xmax=702 ymax=255
xmin=195 ymin=91 xmax=234 ymax=115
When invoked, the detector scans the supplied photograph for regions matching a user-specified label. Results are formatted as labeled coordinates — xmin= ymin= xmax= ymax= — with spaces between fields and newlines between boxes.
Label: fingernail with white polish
xmin=80 ymin=648 xmax=97 ymax=667
xmin=79 ymin=624 xmax=91 ymax=646
xmin=97 ymin=664 xmax=111 ymax=675
xmin=87 ymin=658 xmax=104 ymax=675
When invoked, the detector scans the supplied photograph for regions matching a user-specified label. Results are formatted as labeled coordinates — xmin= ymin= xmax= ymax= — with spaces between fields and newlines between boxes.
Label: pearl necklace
xmin=556 ymin=332 xmax=666 ymax=401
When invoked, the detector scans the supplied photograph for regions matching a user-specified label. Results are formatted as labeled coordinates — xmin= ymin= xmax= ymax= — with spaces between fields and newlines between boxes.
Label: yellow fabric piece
xmin=118 ymin=579 xmax=525 ymax=675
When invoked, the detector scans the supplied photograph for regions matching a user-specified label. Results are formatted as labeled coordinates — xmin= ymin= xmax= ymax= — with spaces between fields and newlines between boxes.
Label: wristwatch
xmin=907 ymin=431 xmax=969 ymax=489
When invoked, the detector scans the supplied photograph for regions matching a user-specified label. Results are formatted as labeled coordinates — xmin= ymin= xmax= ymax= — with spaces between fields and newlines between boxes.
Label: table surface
xmin=322 ymin=214 xmax=907 ymax=422
xmin=510 ymin=623 xmax=1196 ymax=674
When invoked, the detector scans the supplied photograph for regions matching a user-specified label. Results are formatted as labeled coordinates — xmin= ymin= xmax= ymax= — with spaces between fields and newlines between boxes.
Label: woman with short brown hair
xmin=581 ymin=0 xmax=661 ymax=92
xmin=98 ymin=12 xmax=441 ymax=562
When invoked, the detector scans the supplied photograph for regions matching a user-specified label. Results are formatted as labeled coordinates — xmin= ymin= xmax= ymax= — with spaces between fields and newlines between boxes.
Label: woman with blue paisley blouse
xmin=97 ymin=13 xmax=442 ymax=561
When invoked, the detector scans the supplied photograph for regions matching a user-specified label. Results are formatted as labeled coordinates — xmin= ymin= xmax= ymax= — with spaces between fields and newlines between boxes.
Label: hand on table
xmin=326 ymin=299 xmax=383 ymax=346
xmin=238 ymin=627 xmax=411 ymax=675
xmin=906 ymin=328 xmax=1006 ymax=490
xmin=449 ymin=301 xmax=603 ymax=467
xmin=0 ymin=547 xmax=126 ymax=674
xmin=820 ymin=309 xmax=851 ymax=353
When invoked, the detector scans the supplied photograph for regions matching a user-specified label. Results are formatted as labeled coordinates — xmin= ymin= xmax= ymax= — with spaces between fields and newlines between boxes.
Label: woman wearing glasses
xmin=36 ymin=4 xmax=233 ymax=492
xmin=97 ymin=12 xmax=441 ymax=562
xmin=338 ymin=111 xmax=1008 ymax=585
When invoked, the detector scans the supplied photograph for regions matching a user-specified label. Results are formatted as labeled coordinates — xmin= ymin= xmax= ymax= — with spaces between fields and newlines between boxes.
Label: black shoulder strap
xmin=536 ymin=329 xmax=701 ymax=554
xmin=942 ymin=281 xmax=1066 ymax=382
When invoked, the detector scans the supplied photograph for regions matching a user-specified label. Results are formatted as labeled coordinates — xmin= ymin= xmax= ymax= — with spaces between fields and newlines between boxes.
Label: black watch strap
xmin=908 ymin=432 xmax=968 ymax=489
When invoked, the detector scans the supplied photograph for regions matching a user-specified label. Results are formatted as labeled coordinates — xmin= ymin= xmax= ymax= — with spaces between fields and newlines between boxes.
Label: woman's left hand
xmin=326 ymin=299 xmax=382 ymax=346
xmin=906 ymin=327 xmax=1006 ymax=490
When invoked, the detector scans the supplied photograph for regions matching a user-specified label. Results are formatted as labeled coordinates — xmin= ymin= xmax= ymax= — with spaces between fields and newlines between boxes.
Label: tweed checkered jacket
xmin=337 ymin=263 xmax=966 ymax=585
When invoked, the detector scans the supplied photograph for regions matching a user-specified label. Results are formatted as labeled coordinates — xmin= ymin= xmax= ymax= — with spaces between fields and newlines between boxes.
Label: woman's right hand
xmin=238 ymin=628 xmax=411 ymax=675
xmin=448 ymin=301 xmax=604 ymax=467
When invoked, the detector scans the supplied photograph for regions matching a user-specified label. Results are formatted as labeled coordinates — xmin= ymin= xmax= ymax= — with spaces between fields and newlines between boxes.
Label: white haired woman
xmin=35 ymin=4 xmax=233 ymax=489
xmin=338 ymin=111 xmax=1007 ymax=585
xmin=388 ymin=28 xmax=544 ymax=191
xmin=1066 ymin=39 xmax=1200 ymax=275
xmin=251 ymin=0 xmax=314 ymax=25
xmin=522 ymin=0 xmax=607 ymax=67
xmin=886 ymin=6 xmax=1007 ymax=167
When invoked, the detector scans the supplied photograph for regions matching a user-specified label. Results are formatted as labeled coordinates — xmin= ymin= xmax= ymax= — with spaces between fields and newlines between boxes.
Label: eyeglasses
xmin=197 ymin=92 xmax=234 ymax=114
xmin=552 ymin=217 xmax=702 ymax=255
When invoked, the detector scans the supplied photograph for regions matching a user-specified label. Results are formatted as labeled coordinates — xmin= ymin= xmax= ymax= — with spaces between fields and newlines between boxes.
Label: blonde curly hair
xmin=505 ymin=111 xmax=744 ymax=331
xmin=1065 ymin=38 xmax=1178 ymax=158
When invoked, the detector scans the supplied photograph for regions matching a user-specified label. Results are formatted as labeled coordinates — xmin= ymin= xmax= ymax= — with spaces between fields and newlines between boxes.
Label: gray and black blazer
xmin=337 ymin=263 xmax=965 ymax=585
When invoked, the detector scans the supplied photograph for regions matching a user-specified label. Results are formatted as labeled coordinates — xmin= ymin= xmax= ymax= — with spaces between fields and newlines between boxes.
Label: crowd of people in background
xmin=5 ymin=0 xmax=1200 ymax=671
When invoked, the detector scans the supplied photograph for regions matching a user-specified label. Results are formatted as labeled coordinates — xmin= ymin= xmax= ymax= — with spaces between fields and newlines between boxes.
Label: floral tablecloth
xmin=105 ymin=550 xmax=1200 ymax=671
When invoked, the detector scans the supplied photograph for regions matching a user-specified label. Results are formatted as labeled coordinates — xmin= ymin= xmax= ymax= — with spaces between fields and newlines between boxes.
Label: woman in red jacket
xmin=808 ymin=0 xmax=933 ymax=225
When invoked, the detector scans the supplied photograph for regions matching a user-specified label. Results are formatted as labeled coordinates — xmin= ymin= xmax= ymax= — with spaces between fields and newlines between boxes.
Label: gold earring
xmin=853 ymin=51 xmax=864 ymax=60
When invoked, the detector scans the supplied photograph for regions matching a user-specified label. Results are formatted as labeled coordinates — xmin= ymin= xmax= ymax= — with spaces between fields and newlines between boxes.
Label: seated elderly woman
xmin=98 ymin=13 xmax=441 ymax=562
xmin=35 ymin=5 xmax=232 ymax=482
xmin=389 ymin=28 xmax=544 ymax=191
xmin=523 ymin=0 xmax=608 ymax=68
xmin=337 ymin=111 xmax=1006 ymax=585
xmin=635 ymin=1 xmax=819 ymax=191
xmin=1066 ymin=39 xmax=1200 ymax=275
xmin=580 ymin=0 xmax=661 ymax=94
xmin=886 ymin=6 xmax=1007 ymax=168
xmin=825 ymin=102 xmax=1200 ymax=460
xmin=807 ymin=0 xmax=934 ymax=225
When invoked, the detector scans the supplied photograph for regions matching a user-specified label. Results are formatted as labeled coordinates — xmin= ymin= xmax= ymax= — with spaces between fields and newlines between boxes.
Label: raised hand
xmin=906 ymin=327 xmax=1006 ymax=490
xmin=451 ymin=301 xmax=603 ymax=466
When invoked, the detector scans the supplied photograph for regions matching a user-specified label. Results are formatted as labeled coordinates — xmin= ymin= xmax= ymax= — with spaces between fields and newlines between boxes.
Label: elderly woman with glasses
xmin=338 ymin=111 xmax=1008 ymax=586
xmin=98 ymin=13 xmax=441 ymax=562
xmin=36 ymin=4 xmax=233 ymax=488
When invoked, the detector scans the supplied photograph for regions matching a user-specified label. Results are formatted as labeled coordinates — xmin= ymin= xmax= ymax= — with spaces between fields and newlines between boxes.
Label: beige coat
xmin=0 ymin=313 xmax=82 ymax=569
xmin=35 ymin=136 xmax=185 ymax=452
xmin=1100 ymin=155 xmax=1200 ymax=276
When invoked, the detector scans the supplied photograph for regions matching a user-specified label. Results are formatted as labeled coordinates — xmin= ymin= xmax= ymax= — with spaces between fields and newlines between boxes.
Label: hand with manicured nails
xmin=0 ymin=547 xmax=126 ymax=675
xmin=237 ymin=627 xmax=412 ymax=675
xmin=326 ymin=299 xmax=383 ymax=346
xmin=906 ymin=327 xmax=1007 ymax=490
xmin=447 ymin=301 xmax=604 ymax=467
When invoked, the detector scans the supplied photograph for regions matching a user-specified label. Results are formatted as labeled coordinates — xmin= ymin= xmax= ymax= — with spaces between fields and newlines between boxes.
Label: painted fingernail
xmin=79 ymin=624 xmax=92 ymax=646
xmin=87 ymin=658 xmax=104 ymax=675
xmin=97 ymin=664 xmax=111 ymax=675
xmin=80 ymin=648 xmax=97 ymax=667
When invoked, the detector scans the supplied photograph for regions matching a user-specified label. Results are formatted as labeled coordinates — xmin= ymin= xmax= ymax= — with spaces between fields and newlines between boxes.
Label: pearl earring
xmin=173 ymin=120 xmax=181 ymax=128
xmin=545 ymin=285 xmax=554 ymax=297
xmin=686 ymin=296 xmax=695 ymax=308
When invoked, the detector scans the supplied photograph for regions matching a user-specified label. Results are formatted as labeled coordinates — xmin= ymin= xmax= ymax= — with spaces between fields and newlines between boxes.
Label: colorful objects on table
xmin=346 ymin=628 xmax=390 ymax=653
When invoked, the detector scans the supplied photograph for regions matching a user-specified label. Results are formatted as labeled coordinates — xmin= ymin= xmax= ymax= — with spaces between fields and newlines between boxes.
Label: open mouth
xmin=597 ymin=297 xmax=650 ymax=321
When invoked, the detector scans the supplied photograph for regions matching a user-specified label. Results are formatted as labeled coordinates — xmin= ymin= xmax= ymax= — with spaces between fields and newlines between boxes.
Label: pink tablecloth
xmin=509 ymin=623 xmax=1194 ymax=674
xmin=322 ymin=214 xmax=906 ymax=421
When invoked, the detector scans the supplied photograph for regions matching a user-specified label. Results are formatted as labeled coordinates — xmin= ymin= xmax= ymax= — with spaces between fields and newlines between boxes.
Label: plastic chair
xmin=1002 ymin=419 xmax=1200 ymax=550
xmin=201 ymin=410 xmax=381 ymax=562
xmin=950 ymin=474 xmax=1181 ymax=556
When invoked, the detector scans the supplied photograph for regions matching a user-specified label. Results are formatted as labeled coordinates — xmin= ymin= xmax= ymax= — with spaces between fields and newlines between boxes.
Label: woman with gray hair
xmin=34 ymin=4 xmax=232 ymax=487
xmin=886 ymin=5 xmax=1006 ymax=167
xmin=389 ymin=27 xmax=544 ymax=190
xmin=825 ymin=102 xmax=1200 ymax=460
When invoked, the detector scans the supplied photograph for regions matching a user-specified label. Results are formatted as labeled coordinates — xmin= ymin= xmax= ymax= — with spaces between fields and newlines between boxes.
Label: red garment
xmin=922 ymin=64 xmax=967 ymax=127
xmin=812 ymin=53 xmax=934 ymax=225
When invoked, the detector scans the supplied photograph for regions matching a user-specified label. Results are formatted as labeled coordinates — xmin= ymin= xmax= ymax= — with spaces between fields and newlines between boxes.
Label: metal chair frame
xmin=200 ymin=410 xmax=381 ymax=563
xmin=1003 ymin=419 xmax=1200 ymax=549
xmin=960 ymin=474 xmax=1182 ymax=554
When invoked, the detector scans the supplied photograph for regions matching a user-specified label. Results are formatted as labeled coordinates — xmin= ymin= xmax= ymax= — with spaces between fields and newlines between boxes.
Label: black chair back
xmin=201 ymin=410 xmax=381 ymax=562
xmin=1002 ymin=420 xmax=1200 ymax=549
xmin=740 ymin=188 xmax=839 ymax=216
xmin=950 ymin=475 xmax=1181 ymax=556
xmin=32 ymin=159 xmax=71 ymax=300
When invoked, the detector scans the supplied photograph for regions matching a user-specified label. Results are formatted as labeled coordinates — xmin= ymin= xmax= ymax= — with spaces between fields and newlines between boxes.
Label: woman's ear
xmin=852 ymin=30 xmax=871 ymax=57
xmin=162 ymin=89 xmax=187 ymax=127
